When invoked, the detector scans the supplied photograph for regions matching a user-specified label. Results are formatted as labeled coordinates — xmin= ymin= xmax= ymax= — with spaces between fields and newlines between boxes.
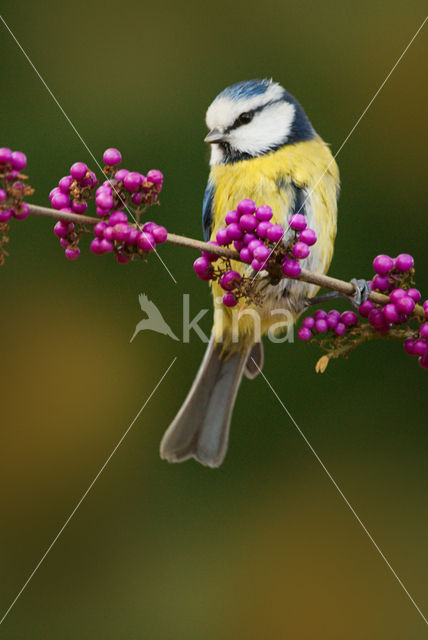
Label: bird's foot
xmin=349 ymin=278 xmax=371 ymax=308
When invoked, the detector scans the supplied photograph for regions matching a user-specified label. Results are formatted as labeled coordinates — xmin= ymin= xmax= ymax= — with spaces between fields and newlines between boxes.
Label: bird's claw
xmin=349 ymin=278 xmax=371 ymax=308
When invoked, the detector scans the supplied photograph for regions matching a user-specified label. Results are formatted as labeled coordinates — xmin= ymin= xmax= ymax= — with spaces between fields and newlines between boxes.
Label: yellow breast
xmin=209 ymin=136 xmax=339 ymax=351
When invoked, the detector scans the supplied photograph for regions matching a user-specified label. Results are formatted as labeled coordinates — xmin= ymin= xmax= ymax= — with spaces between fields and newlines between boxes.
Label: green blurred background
xmin=1 ymin=1 xmax=427 ymax=637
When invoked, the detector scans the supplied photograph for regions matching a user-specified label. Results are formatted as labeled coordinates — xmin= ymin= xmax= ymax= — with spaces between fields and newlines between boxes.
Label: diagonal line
xmin=250 ymin=15 xmax=427 ymax=285
xmin=0 ymin=14 xmax=177 ymax=284
xmin=0 ymin=357 xmax=177 ymax=626
xmin=252 ymin=358 xmax=428 ymax=625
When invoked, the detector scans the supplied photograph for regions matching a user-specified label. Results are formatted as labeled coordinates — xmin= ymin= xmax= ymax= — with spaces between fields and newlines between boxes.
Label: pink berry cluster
xmin=193 ymin=198 xmax=318 ymax=307
xmin=298 ymin=309 xmax=358 ymax=341
xmin=50 ymin=148 xmax=167 ymax=262
xmin=0 ymin=147 xmax=33 ymax=265
xmin=299 ymin=252 xmax=427 ymax=370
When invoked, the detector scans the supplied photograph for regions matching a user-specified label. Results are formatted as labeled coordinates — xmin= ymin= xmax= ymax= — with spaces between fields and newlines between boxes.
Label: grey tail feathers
xmin=160 ymin=337 xmax=263 ymax=468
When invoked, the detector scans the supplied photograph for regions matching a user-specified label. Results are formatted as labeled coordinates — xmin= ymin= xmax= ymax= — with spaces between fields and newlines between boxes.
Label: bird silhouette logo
xmin=130 ymin=293 xmax=179 ymax=343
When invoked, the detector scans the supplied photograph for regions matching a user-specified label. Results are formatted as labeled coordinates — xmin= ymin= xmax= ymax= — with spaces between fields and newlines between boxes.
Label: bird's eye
xmin=238 ymin=111 xmax=254 ymax=125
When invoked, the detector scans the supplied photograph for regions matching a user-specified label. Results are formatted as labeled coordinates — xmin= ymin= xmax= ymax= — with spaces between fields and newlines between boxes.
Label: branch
xmin=27 ymin=203 xmax=425 ymax=320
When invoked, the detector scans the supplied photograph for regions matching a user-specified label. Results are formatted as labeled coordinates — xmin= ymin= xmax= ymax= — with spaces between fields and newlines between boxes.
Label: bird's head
xmin=205 ymin=78 xmax=315 ymax=165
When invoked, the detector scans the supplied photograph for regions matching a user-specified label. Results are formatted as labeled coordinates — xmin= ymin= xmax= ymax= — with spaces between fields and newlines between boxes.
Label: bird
xmin=160 ymin=78 xmax=339 ymax=468
xmin=130 ymin=293 xmax=179 ymax=342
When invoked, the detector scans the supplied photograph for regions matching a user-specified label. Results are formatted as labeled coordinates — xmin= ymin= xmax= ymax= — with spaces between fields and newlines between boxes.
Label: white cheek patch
xmin=206 ymin=82 xmax=284 ymax=131
xmin=228 ymin=101 xmax=295 ymax=156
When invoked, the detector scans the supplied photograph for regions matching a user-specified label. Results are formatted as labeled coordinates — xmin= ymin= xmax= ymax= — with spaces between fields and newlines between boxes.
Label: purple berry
xmin=298 ymin=327 xmax=312 ymax=341
xmin=389 ymin=288 xmax=406 ymax=305
xmin=256 ymin=221 xmax=272 ymax=238
xmin=247 ymin=238 xmax=264 ymax=255
xmin=372 ymin=274 xmax=390 ymax=291
xmin=114 ymin=169 xmax=129 ymax=181
xmin=407 ymin=288 xmax=421 ymax=303
xmin=60 ymin=238 xmax=69 ymax=248
xmin=396 ymin=296 xmax=415 ymax=315
xmin=108 ymin=211 xmax=128 ymax=226
xmin=302 ymin=317 xmax=315 ymax=329
xmin=90 ymin=238 xmax=104 ymax=255
xmin=243 ymin=232 xmax=257 ymax=246
xmin=239 ymin=248 xmax=252 ymax=263
xmin=266 ymin=224 xmax=284 ymax=243
xmin=103 ymin=227 xmax=114 ymax=241
xmin=152 ymin=225 xmax=168 ymax=244
xmin=418 ymin=355 xmax=428 ymax=369
xmin=0 ymin=209 xmax=12 ymax=223
xmin=420 ymin=323 xmax=428 ymax=340
xmin=96 ymin=192 xmax=114 ymax=210
xmin=113 ymin=223 xmax=130 ymax=242
xmin=251 ymin=258 xmax=267 ymax=272
xmin=65 ymin=247 xmax=80 ymax=260
xmin=395 ymin=253 xmax=414 ymax=272
xmin=51 ymin=192 xmax=70 ymax=210
xmin=403 ymin=338 xmax=415 ymax=355
xmin=13 ymin=203 xmax=29 ymax=220
xmin=6 ymin=170 xmax=18 ymax=182
xmin=54 ymin=220 xmax=70 ymax=238
xmin=126 ymin=228 xmax=140 ymax=246
xmin=413 ymin=340 xmax=428 ymax=356
xmin=223 ymin=292 xmax=237 ymax=307
xmin=0 ymin=189 xmax=6 ymax=202
xmin=58 ymin=175 xmax=73 ymax=193
xmin=70 ymin=162 xmax=88 ymax=181
xmin=146 ymin=169 xmax=163 ymax=185
xmin=315 ymin=318 xmax=328 ymax=332
xmin=193 ymin=256 xmax=213 ymax=280
xmin=94 ymin=222 xmax=107 ymax=237
xmin=314 ymin=310 xmax=327 ymax=320
xmin=11 ymin=151 xmax=27 ymax=170
xmin=373 ymin=254 xmax=394 ymax=275
xmin=220 ymin=270 xmax=241 ymax=291
xmin=132 ymin=192 xmax=144 ymax=206
xmin=239 ymin=214 xmax=257 ymax=232
xmin=225 ymin=209 xmax=239 ymax=225
xmin=216 ymin=227 xmax=229 ymax=246
xmin=0 ymin=147 xmax=13 ymax=164
xmin=368 ymin=308 xmax=388 ymax=329
xmin=282 ymin=258 xmax=301 ymax=277
xmin=253 ymin=244 xmax=270 ymax=262
xmin=326 ymin=314 xmax=339 ymax=329
xmin=138 ymin=232 xmax=156 ymax=253
xmin=103 ymin=148 xmax=122 ymax=166
xmin=299 ymin=228 xmax=317 ymax=246
xmin=234 ymin=240 xmax=244 ymax=252
xmin=334 ymin=322 xmax=347 ymax=336
xmin=289 ymin=213 xmax=306 ymax=231
xmin=340 ymin=311 xmax=358 ymax=326
xmin=292 ymin=241 xmax=310 ymax=259
xmin=255 ymin=205 xmax=273 ymax=221
xmin=226 ymin=222 xmax=243 ymax=241
xmin=100 ymin=238 xmax=114 ymax=253
xmin=142 ymin=221 xmax=156 ymax=233
xmin=237 ymin=199 xmax=256 ymax=215
xmin=116 ymin=253 xmax=130 ymax=264
xmin=328 ymin=310 xmax=341 ymax=319
xmin=71 ymin=200 xmax=88 ymax=214
xmin=123 ymin=171 xmax=143 ymax=192
xmin=383 ymin=304 xmax=400 ymax=324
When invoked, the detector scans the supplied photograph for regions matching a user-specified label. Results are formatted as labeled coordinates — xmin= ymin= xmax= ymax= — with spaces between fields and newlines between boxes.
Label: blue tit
xmin=160 ymin=78 xmax=339 ymax=468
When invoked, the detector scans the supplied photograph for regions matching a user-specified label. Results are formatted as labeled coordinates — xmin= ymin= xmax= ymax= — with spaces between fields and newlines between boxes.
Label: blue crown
xmin=216 ymin=79 xmax=273 ymax=101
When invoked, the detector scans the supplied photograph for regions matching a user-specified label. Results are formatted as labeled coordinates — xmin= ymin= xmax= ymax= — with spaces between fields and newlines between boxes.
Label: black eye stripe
xmin=226 ymin=97 xmax=285 ymax=133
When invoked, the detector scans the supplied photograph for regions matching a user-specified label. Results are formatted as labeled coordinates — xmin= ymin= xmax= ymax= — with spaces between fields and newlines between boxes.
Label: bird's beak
xmin=204 ymin=128 xmax=226 ymax=144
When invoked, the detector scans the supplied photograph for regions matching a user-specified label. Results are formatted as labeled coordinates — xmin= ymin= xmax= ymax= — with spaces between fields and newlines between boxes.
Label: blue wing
xmin=202 ymin=179 xmax=215 ymax=241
